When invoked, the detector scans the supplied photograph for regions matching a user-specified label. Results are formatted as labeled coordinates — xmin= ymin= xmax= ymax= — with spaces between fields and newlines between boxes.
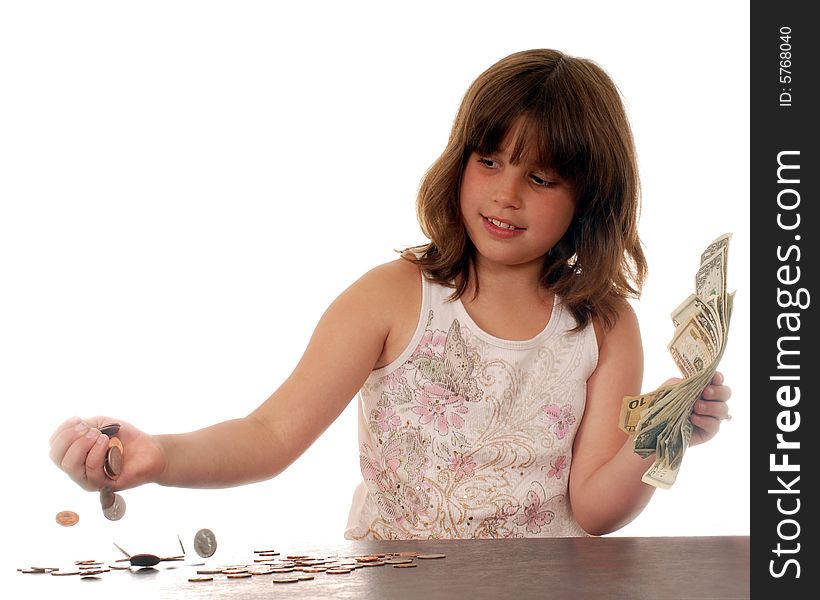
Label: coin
xmin=384 ymin=557 xmax=413 ymax=564
xmin=99 ymin=423 xmax=121 ymax=437
xmin=272 ymin=576 xmax=300 ymax=583
xmin=99 ymin=486 xmax=115 ymax=510
xmin=193 ymin=528 xmax=217 ymax=558
xmin=130 ymin=554 xmax=160 ymax=567
xmin=102 ymin=493 xmax=126 ymax=521
xmin=393 ymin=563 xmax=418 ymax=568
xmin=107 ymin=436 xmax=124 ymax=452
xmin=416 ymin=553 xmax=446 ymax=559
xmin=55 ymin=510 xmax=79 ymax=527
xmin=227 ymin=572 xmax=252 ymax=579
xmin=103 ymin=445 xmax=123 ymax=479
xmin=188 ymin=576 xmax=213 ymax=582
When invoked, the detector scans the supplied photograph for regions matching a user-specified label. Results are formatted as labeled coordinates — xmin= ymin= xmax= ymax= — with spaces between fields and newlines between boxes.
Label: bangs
xmin=465 ymin=94 xmax=588 ymax=183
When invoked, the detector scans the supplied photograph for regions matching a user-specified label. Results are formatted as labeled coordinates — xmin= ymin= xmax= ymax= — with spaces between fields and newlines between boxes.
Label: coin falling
xmin=130 ymin=554 xmax=160 ymax=567
xmin=102 ymin=493 xmax=126 ymax=521
xmin=55 ymin=511 xmax=79 ymax=527
xmin=193 ymin=528 xmax=217 ymax=558
xmin=100 ymin=486 xmax=115 ymax=510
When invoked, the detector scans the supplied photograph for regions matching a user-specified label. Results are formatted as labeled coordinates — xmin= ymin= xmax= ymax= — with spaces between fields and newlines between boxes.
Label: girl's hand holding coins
xmin=48 ymin=416 xmax=165 ymax=495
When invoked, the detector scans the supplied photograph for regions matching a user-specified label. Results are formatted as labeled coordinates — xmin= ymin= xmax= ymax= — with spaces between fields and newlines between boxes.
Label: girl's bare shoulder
xmin=352 ymin=257 xmax=422 ymax=368
xmin=355 ymin=255 xmax=422 ymax=297
xmin=592 ymin=296 xmax=641 ymax=351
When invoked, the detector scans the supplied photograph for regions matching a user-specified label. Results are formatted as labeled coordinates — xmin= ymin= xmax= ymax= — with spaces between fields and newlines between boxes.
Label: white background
xmin=1 ymin=0 xmax=749 ymax=577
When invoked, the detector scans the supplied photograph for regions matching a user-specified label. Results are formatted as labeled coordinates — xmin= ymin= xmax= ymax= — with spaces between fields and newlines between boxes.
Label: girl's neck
xmin=465 ymin=257 xmax=551 ymax=305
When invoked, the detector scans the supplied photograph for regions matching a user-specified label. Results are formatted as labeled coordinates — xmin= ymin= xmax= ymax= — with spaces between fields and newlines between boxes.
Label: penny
xmin=107 ymin=436 xmax=124 ymax=452
xmin=51 ymin=570 xmax=81 ymax=576
xmin=193 ymin=528 xmax=217 ymax=558
xmin=356 ymin=555 xmax=381 ymax=562
xmin=393 ymin=563 xmax=418 ymax=568
xmin=99 ymin=423 xmax=121 ymax=437
xmin=19 ymin=567 xmax=53 ymax=574
xmin=55 ymin=510 xmax=79 ymax=527
xmin=227 ymin=572 xmax=252 ymax=579
xmin=272 ymin=576 xmax=300 ymax=583
xmin=102 ymin=493 xmax=126 ymax=521
xmin=130 ymin=554 xmax=160 ymax=567
xmin=104 ymin=445 xmax=123 ymax=479
xmin=196 ymin=569 xmax=224 ymax=575
xmin=325 ymin=568 xmax=352 ymax=574
xmin=384 ymin=557 xmax=414 ymax=564
xmin=416 ymin=553 xmax=446 ymax=559
xmin=188 ymin=576 xmax=213 ymax=582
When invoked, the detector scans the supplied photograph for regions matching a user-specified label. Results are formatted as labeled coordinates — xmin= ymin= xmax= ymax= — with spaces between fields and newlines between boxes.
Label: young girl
xmin=48 ymin=49 xmax=731 ymax=539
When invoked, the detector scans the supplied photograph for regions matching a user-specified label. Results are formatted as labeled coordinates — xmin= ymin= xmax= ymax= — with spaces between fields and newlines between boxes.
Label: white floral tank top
xmin=344 ymin=274 xmax=598 ymax=539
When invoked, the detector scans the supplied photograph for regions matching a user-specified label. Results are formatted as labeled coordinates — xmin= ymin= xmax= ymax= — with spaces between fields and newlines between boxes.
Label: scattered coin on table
xmin=20 ymin=545 xmax=447 ymax=586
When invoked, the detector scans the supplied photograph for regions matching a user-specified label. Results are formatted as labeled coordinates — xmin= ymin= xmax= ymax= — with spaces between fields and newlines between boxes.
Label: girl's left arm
xmin=567 ymin=300 xmax=732 ymax=535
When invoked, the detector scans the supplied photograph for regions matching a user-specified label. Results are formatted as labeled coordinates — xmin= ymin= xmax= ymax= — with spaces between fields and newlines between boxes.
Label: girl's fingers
xmin=690 ymin=413 xmax=721 ymax=440
xmin=48 ymin=416 xmax=82 ymax=446
xmin=58 ymin=427 xmax=104 ymax=490
xmin=48 ymin=420 xmax=91 ymax=468
xmin=85 ymin=434 xmax=113 ymax=490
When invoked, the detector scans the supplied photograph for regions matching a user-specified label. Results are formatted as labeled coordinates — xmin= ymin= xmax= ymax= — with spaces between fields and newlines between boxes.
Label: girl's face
xmin=459 ymin=125 xmax=576 ymax=274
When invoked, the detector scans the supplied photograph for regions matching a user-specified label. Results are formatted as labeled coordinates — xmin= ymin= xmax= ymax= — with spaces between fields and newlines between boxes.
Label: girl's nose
xmin=491 ymin=173 xmax=522 ymax=209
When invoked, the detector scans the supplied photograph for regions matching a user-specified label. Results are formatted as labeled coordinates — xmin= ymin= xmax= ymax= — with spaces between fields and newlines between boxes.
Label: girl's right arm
xmin=48 ymin=260 xmax=415 ymax=492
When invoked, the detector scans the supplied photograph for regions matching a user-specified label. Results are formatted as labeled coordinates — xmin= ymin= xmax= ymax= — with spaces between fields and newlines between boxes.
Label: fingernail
xmin=85 ymin=427 xmax=100 ymax=440
xmin=75 ymin=421 xmax=89 ymax=433
xmin=96 ymin=434 xmax=108 ymax=446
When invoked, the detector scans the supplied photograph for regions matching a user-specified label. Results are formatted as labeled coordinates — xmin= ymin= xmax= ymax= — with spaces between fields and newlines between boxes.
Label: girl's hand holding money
xmin=659 ymin=371 xmax=732 ymax=447
xmin=48 ymin=416 xmax=165 ymax=492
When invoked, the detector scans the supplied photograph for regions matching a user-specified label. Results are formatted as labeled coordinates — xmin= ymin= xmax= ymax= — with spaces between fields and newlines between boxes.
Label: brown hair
xmin=405 ymin=48 xmax=647 ymax=331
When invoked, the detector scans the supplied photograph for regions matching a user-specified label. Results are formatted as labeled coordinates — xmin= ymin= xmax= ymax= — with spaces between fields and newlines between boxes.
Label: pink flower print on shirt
xmin=412 ymin=328 xmax=448 ymax=360
xmin=411 ymin=381 xmax=468 ymax=436
xmin=547 ymin=455 xmax=568 ymax=479
xmin=514 ymin=490 xmax=555 ymax=534
xmin=542 ymin=403 xmax=577 ymax=439
xmin=448 ymin=451 xmax=476 ymax=480
xmin=374 ymin=406 xmax=401 ymax=433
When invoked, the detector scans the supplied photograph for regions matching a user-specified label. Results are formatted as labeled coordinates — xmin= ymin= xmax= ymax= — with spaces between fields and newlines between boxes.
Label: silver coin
xmin=193 ymin=528 xmax=217 ymax=558
xmin=99 ymin=486 xmax=115 ymax=510
xmin=102 ymin=493 xmax=126 ymax=521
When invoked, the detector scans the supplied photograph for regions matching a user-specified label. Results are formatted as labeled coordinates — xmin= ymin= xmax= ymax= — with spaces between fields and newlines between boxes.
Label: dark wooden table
xmin=16 ymin=535 xmax=750 ymax=599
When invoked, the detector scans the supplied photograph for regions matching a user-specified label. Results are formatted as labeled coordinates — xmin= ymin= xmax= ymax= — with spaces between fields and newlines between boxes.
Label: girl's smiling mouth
xmin=482 ymin=215 xmax=526 ymax=237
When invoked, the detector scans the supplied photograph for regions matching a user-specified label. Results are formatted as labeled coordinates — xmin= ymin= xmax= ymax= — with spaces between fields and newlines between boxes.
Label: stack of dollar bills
xmin=619 ymin=233 xmax=735 ymax=489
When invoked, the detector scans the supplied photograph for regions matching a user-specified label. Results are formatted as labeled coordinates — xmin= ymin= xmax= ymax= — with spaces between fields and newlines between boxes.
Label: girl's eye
xmin=530 ymin=173 xmax=553 ymax=187
xmin=477 ymin=157 xmax=497 ymax=168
